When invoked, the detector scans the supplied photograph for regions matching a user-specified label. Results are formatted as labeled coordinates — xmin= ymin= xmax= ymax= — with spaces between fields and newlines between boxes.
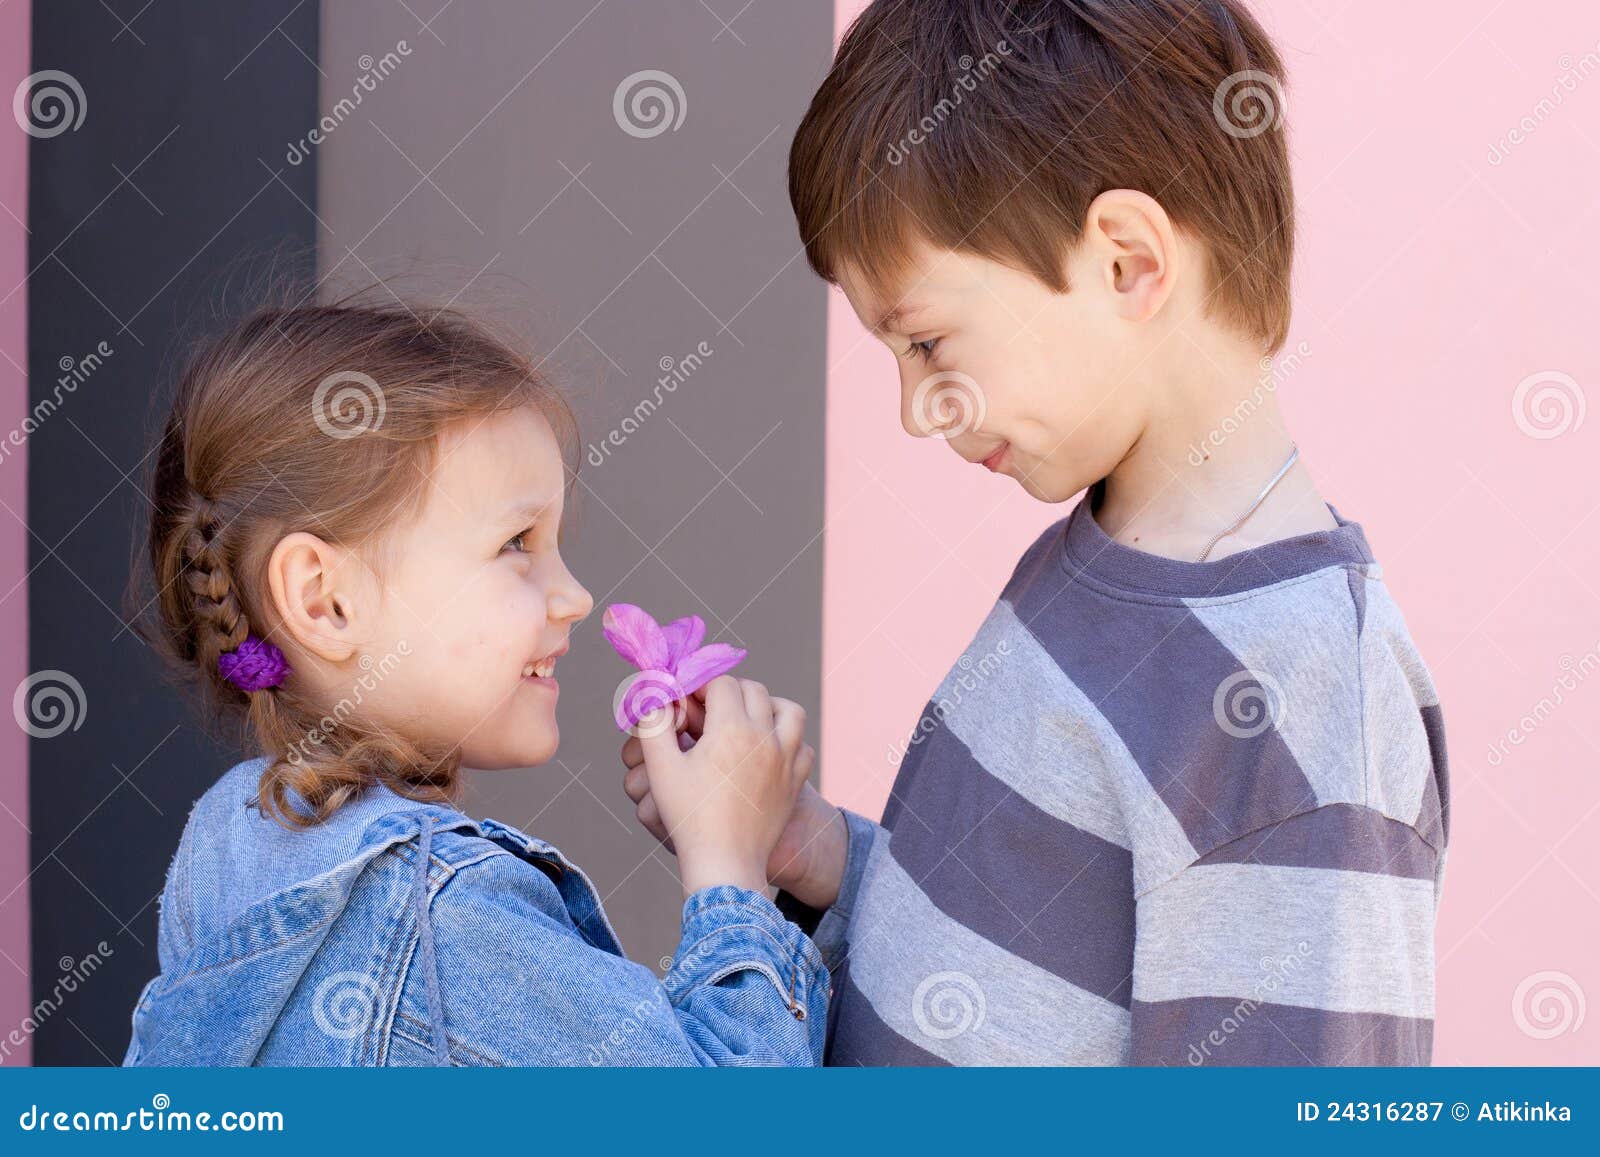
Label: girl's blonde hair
xmin=140 ymin=297 xmax=576 ymax=827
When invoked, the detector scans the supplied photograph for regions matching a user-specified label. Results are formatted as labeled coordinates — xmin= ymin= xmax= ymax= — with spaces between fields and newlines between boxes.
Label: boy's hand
xmin=622 ymin=684 xmax=849 ymax=909
xmin=627 ymin=676 xmax=810 ymax=898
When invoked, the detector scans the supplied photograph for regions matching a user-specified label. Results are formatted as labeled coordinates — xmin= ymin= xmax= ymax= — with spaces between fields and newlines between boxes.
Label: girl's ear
xmin=266 ymin=532 xmax=369 ymax=663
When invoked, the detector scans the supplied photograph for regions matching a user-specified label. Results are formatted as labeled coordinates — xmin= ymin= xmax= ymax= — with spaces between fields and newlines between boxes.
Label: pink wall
xmin=0 ymin=0 xmax=30 ymax=1067
xmin=820 ymin=0 xmax=1599 ymax=1065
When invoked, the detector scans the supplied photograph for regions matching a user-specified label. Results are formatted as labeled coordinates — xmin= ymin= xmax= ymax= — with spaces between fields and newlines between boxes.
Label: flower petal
xmin=659 ymin=615 xmax=706 ymax=668
xmin=672 ymin=643 xmax=747 ymax=698
xmin=614 ymin=668 xmax=686 ymax=731
xmin=602 ymin=604 xmax=669 ymax=670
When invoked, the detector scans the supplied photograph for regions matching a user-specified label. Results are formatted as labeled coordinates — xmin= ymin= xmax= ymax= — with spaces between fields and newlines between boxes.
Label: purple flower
xmin=218 ymin=634 xmax=291 ymax=692
xmin=602 ymin=603 xmax=746 ymax=731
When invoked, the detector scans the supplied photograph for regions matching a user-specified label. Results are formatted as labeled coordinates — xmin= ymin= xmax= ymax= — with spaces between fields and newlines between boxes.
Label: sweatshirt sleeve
xmin=1128 ymin=804 xmax=1440 ymax=1065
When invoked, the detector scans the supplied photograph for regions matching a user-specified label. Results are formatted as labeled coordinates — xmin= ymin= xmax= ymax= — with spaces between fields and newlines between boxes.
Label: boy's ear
xmin=266 ymin=531 xmax=369 ymax=663
xmin=1082 ymin=188 xmax=1179 ymax=324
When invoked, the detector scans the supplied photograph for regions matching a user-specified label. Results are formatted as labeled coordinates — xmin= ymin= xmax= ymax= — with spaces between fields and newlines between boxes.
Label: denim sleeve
xmin=406 ymin=851 xmax=828 ymax=1066
xmin=773 ymin=808 xmax=879 ymax=974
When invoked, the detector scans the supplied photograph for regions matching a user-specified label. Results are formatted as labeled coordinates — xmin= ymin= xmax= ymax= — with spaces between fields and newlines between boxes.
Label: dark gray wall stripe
xmin=27 ymin=0 xmax=319 ymax=1065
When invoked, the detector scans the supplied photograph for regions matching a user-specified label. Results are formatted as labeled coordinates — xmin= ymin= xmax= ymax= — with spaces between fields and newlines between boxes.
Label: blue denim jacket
xmin=123 ymin=758 xmax=828 ymax=1066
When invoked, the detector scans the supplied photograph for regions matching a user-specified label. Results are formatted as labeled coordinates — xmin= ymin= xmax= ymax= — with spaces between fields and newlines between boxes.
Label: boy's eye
xmin=904 ymin=337 xmax=939 ymax=363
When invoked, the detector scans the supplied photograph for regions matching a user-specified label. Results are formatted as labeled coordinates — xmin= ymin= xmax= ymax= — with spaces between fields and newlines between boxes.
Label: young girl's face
xmin=354 ymin=403 xmax=593 ymax=770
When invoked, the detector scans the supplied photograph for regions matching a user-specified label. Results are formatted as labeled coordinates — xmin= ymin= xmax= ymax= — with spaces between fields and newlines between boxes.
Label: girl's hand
xmin=629 ymin=675 xmax=810 ymax=897
xmin=623 ymin=686 xmax=846 ymax=907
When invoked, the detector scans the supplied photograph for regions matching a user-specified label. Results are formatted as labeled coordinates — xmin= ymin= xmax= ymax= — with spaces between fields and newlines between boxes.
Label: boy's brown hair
xmin=789 ymin=0 xmax=1295 ymax=352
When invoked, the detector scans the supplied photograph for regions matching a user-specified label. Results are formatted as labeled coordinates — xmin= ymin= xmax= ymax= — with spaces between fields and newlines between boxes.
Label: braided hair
xmin=139 ymin=297 xmax=577 ymax=827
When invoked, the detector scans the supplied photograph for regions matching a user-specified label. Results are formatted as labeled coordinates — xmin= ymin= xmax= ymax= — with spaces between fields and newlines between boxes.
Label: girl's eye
xmin=905 ymin=337 xmax=939 ymax=363
xmin=501 ymin=529 xmax=533 ymax=554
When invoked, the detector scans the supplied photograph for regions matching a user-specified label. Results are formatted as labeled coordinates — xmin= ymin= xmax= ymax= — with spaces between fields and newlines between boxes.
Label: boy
xmin=624 ymin=0 xmax=1447 ymax=1065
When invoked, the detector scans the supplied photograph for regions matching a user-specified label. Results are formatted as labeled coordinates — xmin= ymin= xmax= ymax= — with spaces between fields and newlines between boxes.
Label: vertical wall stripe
xmin=0 ymin=0 xmax=33 ymax=1069
xmin=24 ymin=1 xmax=319 ymax=1065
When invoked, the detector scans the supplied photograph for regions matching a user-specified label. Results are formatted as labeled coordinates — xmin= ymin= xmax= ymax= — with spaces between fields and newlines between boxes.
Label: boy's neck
xmin=1092 ymin=336 xmax=1336 ymax=563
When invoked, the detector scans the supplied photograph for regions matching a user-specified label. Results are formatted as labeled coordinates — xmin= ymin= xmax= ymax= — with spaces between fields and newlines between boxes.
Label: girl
xmin=122 ymin=299 xmax=826 ymax=1066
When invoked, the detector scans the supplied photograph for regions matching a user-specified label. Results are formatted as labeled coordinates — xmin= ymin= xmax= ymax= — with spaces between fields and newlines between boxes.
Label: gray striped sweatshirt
xmin=795 ymin=500 xmax=1448 ymax=1066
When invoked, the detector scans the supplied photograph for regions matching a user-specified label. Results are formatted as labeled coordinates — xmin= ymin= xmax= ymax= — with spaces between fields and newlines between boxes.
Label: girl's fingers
xmin=682 ymin=693 xmax=705 ymax=739
xmin=700 ymin=675 xmax=746 ymax=723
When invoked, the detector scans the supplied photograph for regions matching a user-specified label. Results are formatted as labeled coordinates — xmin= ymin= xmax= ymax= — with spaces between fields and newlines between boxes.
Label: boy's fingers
xmin=738 ymin=678 xmax=772 ymax=723
xmin=682 ymin=694 xmax=705 ymax=738
xmin=771 ymin=697 xmax=805 ymax=759
xmin=621 ymin=735 xmax=643 ymax=769
xmin=622 ymin=762 xmax=649 ymax=804
xmin=634 ymin=792 xmax=668 ymax=843
xmin=794 ymin=742 xmax=816 ymax=784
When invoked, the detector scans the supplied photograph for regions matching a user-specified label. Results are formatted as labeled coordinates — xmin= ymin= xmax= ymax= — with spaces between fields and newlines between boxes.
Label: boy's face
xmin=838 ymin=236 xmax=1149 ymax=504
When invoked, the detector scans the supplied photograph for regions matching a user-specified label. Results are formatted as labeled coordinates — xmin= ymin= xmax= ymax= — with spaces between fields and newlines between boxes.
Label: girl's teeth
xmin=522 ymin=663 xmax=535 ymax=678
xmin=524 ymin=658 xmax=557 ymax=678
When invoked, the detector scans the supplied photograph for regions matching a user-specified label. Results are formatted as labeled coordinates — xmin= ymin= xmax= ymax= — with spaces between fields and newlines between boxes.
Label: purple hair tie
xmin=218 ymin=634 xmax=291 ymax=691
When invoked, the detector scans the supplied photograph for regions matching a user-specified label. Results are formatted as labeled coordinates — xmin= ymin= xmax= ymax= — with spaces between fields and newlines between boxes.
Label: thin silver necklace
xmin=1195 ymin=443 xmax=1299 ymax=562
